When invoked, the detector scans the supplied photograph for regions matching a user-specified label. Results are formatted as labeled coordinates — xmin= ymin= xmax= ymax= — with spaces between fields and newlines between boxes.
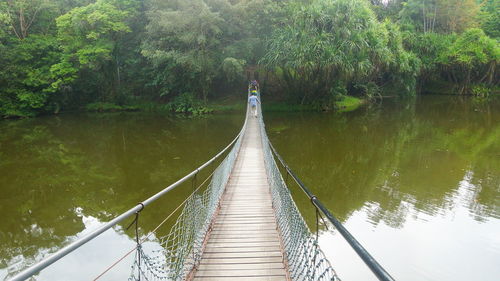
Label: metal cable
xmin=256 ymin=101 xmax=341 ymax=281
xmin=8 ymin=105 xmax=249 ymax=281
xmin=127 ymin=109 xmax=249 ymax=281
xmin=263 ymin=106 xmax=394 ymax=281
xmin=93 ymin=169 xmax=218 ymax=280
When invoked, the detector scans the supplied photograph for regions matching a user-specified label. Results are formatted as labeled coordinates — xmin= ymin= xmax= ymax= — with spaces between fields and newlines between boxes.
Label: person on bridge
xmin=249 ymin=80 xmax=259 ymax=92
xmin=248 ymin=93 xmax=260 ymax=118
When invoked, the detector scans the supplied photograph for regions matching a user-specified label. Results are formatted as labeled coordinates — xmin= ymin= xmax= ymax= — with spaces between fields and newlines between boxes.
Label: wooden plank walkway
xmin=193 ymin=115 xmax=288 ymax=281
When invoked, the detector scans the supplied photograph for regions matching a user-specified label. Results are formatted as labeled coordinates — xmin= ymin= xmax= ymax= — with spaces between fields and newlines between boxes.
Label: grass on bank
xmin=85 ymin=102 xmax=139 ymax=112
xmin=335 ymin=96 xmax=365 ymax=112
xmin=85 ymin=95 xmax=365 ymax=115
xmin=262 ymin=95 xmax=365 ymax=112
xmin=0 ymin=94 xmax=364 ymax=119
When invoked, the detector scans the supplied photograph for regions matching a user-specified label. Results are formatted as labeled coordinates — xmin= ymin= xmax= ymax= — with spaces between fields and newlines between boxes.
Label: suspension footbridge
xmin=9 ymin=94 xmax=394 ymax=281
xmin=193 ymin=112 xmax=287 ymax=280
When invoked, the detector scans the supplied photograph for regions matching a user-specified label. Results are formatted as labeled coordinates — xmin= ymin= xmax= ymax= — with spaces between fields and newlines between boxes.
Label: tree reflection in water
xmin=0 ymin=112 xmax=243 ymax=280
xmin=266 ymin=96 xmax=500 ymax=281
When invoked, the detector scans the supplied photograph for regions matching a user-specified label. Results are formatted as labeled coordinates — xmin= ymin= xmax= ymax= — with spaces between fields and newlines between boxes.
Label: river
xmin=0 ymin=96 xmax=499 ymax=281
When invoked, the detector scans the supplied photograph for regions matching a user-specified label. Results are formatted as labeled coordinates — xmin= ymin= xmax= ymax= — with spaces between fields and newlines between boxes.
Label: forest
xmin=0 ymin=0 xmax=498 ymax=118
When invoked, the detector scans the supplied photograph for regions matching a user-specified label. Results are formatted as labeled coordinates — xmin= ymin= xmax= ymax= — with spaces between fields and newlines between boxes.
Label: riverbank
xmin=2 ymin=95 xmax=368 ymax=119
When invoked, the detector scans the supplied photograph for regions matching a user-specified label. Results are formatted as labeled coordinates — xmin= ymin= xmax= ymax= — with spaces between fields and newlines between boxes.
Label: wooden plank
xmin=218 ymin=210 xmax=274 ymax=213
xmin=221 ymin=201 xmax=271 ymax=204
xmin=202 ymin=246 xmax=281 ymax=253
xmin=209 ymin=229 xmax=279 ymax=235
xmin=219 ymin=206 xmax=273 ymax=210
xmin=213 ymin=219 xmax=275 ymax=224
xmin=208 ymin=234 xmax=279 ymax=240
xmin=194 ymin=276 xmax=286 ymax=281
xmin=213 ymin=223 xmax=276 ymax=228
xmin=209 ymin=229 xmax=278 ymax=235
xmin=209 ymin=230 xmax=279 ymax=236
xmin=227 ymin=180 xmax=268 ymax=183
xmin=216 ymin=214 xmax=275 ymax=218
xmin=221 ymin=198 xmax=271 ymax=201
xmin=215 ymin=216 xmax=275 ymax=220
xmin=221 ymin=202 xmax=272 ymax=206
xmin=229 ymin=178 xmax=268 ymax=181
xmin=206 ymin=237 xmax=279 ymax=243
xmin=198 ymin=263 xmax=284 ymax=271
xmin=199 ymin=257 xmax=283 ymax=264
xmin=217 ymin=213 xmax=275 ymax=216
xmin=217 ymin=210 xmax=273 ymax=214
xmin=221 ymin=204 xmax=272 ymax=208
xmin=217 ymin=210 xmax=274 ymax=214
xmin=215 ymin=217 xmax=275 ymax=221
xmin=225 ymin=184 xmax=267 ymax=187
xmin=194 ymin=116 xmax=287 ymax=280
xmin=223 ymin=194 xmax=269 ymax=197
xmin=213 ymin=222 xmax=276 ymax=227
xmin=220 ymin=204 xmax=272 ymax=208
xmin=222 ymin=194 xmax=268 ymax=198
xmin=206 ymin=241 xmax=281 ymax=248
xmin=220 ymin=205 xmax=270 ymax=208
xmin=202 ymin=251 xmax=282 ymax=259
xmin=195 ymin=268 xmax=286 ymax=277
xmin=222 ymin=196 xmax=270 ymax=199
xmin=221 ymin=197 xmax=271 ymax=200
xmin=228 ymin=172 xmax=264 ymax=174
xmin=210 ymin=228 xmax=277 ymax=233
xmin=223 ymin=191 xmax=270 ymax=194
xmin=208 ymin=228 xmax=278 ymax=232
xmin=209 ymin=231 xmax=279 ymax=237
xmin=218 ymin=206 xmax=273 ymax=210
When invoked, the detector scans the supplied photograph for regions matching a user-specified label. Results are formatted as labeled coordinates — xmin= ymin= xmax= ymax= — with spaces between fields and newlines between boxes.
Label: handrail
xmin=267 ymin=141 xmax=395 ymax=281
xmin=9 ymin=108 xmax=250 ymax=281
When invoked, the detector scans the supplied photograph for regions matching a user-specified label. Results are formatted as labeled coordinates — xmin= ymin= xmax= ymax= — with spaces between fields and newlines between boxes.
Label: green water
xmin=265 ymin=96 xmax=500 ymax=281
xmin=0 ymin=112 xmax=244 ymax=280
xmin=0 ymin=96 xmax=499 ymax=281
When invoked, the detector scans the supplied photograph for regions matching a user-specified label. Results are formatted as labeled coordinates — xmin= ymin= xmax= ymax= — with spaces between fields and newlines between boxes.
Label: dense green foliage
xmin=262 ymin=0 xmax=420 ymax=107
xmin=0 ymin=0 xmax=498 ymax=117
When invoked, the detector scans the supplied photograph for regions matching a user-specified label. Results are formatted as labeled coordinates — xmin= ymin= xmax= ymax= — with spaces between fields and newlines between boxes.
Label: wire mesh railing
xmin=128 ymin=123 xmax=246 ymax=281
xmin=256 ymin=98 xmax=394 ymax=281
xmin=256 ymin=102 xmax=341 ymax=281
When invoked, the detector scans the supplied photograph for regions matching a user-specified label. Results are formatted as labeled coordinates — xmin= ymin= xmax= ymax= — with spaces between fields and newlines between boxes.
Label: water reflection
xmin=0 ymin=208 xmax=137 ymax=281
xmin=265 ymin=96 xmax=500 ymax=281
xmin=0 ymin=112 xmax=243 ymax=280
xmin=1 ymin=96 xmax=498 ymax=281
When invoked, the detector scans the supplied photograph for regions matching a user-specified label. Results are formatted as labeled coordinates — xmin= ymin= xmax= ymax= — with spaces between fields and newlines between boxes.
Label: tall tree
xmin=3 ymin=0 xmax=49 ymax=39
xmin=262 ymin=0 xmax=418 ymax=104
xmin=478 ymin=0 xmax=499 ymax=39
xmin=142 ymin=0 xmax=224 ymax=103
xmin=399 ymin=0 xmax=480 ymax=33
xmin=51 ymin=0 xmax=136 ymax=101
xmin=438 ymin=28 xmax=499 ymax=94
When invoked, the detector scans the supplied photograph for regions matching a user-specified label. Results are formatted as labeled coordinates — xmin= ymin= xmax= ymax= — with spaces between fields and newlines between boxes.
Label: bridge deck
xmin=193 ymin=115 xmax=287 ymax=281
